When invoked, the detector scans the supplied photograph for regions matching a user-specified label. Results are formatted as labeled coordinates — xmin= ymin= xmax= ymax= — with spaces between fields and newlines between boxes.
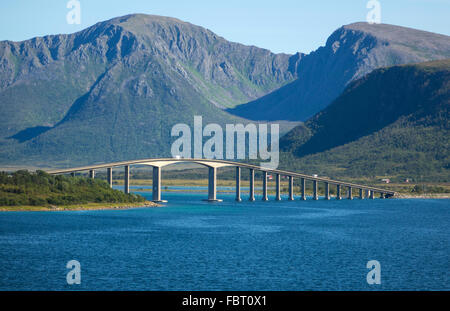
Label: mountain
xmin=0 ymin=14 xmax=301 ymax=166
xmin=279 ymin=59 xmax=450 ymax=181
xmin=228 ymin=23 xmax=450 ymax=121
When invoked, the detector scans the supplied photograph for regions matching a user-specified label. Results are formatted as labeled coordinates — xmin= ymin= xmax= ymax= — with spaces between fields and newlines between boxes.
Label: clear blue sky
xmin=1 ymin=0 xmax=449 ymax=54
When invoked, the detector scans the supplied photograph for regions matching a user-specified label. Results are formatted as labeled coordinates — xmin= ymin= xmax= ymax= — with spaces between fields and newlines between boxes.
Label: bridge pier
xmin=325 ymin=182 xmax=330 ymax=200
xmin=365 ymin=189 xmax=369 ymax=198
xmin=288 ymin=176 xmax=294 ymax=201
xmin=152 ymin=166 xmax=167 ymax=203
xmin=89 ymin=169 xmax=95 ymax=179
xmin=313 ymin=180 xmax=318 ymax=200
xmin=205 ymin=167 xmax=221 ymax=202
xmin=71 ymin=172 xmax=75 ymax=177
xmin=107 ymin=167 xmax=112 ymax=188
xmin=380 ymin=193 xmax=385 ymax=199
xmin=301 ymin=178 xmax=306 ymax=200
xmin=275 ymin=174 xmax=281 ymax=201
xmin=369 ymin=190 xmax=374 ymax=199
xmin=359 ymin=188 xmax=364 ymax=199
xmin=336 ymin=185 xmax=342 ymax=200
xmin=348 ymin=186 xmax=353 ymax=200
xmin=249 ymin=169 xmax=255 ymax=201
xmin=124 ymin=165 xmax=130 ymax=194
xmin=235 ymin=167 xmax=241 ymax=202
xmin=262 ymin=171 xmax=268 ymax=201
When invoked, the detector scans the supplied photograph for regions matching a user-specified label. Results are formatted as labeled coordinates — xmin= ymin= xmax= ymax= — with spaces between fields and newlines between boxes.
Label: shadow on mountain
xmin=280 ymin=60 xmax=450 ymax=158
xmin=8 ymin=126 xmax=53 ymax=143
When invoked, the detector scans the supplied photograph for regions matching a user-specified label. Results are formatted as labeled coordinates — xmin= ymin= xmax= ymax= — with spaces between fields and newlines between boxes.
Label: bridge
xmin=46 ymin=158 xmax=396 ymax=202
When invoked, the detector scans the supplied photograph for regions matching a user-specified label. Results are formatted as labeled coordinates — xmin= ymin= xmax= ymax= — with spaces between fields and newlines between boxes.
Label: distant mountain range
xmin=228 ymin=23 xmax=450 ymax=121
xmin=279 ymin=59 xmax=450 ymax=181
xmin=0 ymin=14 xmax=449 ymax=171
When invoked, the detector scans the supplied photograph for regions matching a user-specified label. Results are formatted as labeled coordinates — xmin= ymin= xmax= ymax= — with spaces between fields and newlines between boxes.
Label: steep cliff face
xmin=228 ymin=23 xmax=450 ymax=121
xmin=0 ymin=14 xmax=300 ymax=165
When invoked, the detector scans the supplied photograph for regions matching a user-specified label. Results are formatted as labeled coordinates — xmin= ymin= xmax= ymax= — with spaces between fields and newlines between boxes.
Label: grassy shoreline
xmin=0 ymin=201 xmax=160 ymax=212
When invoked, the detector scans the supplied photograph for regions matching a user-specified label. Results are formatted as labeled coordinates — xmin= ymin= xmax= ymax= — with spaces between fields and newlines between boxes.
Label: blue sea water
xmin=0 ymin=189 xmax=448 ymax=290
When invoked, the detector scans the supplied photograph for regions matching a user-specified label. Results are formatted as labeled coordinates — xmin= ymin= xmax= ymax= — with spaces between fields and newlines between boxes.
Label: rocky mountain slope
xmin=0 ymin=14 xmax=301 ymax=166
xmin=229 ymin=23 xmax=450 ymax=121
xmin=279 ymin=59 xmax=450 ymax=181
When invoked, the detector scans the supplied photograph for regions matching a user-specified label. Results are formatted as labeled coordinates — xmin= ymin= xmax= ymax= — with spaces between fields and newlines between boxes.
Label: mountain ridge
xmin=279 ymin=59 xmax=450 ymax=181
xmin=0 ymin=14 xmax=301 ymax=166
xmin=228 ymin=22 xmax=450 ymax=121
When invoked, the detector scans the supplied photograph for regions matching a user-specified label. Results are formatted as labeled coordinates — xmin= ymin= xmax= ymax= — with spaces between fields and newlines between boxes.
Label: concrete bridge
xmin=46 ymin=158 xmax=396 ymax=202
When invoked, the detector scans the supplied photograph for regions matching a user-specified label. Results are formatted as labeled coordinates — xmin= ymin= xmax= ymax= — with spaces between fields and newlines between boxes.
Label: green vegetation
xmin=0 ymin=170 xmax=144 ymax=207
xmin=0 ymin=14 xmax=295 ymax=166
xmin=279 ymin=60 xmax=450 ymax=182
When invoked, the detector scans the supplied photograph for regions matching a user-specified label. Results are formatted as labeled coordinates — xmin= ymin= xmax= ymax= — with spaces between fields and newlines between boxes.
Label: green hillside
xmin=0 ymin=14 xmax=299 ymax=166
xmin=280 ymin=59 xmax=450 ymax=182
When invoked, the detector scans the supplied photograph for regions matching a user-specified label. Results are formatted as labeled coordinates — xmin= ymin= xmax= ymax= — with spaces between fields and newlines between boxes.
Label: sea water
xmin=0 ymin=189 xmax=448 ymax=290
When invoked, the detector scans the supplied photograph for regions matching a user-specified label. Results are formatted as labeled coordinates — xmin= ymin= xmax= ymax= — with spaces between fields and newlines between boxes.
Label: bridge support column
xmin=275 ymin=174 xmax=281 ymax=201
xmin=380 ymin=193 xmax=385 ymax=199
xmin=301 ymin=178 xmax=306 ymax=200
xmin=249 ymin=169 xmax=255 ymax=201
xmin=107 ymin=167 xmax=113 ymax=188
xmin=89 ymin=170 xmax=95 ymax=179
xmin=152 ymin=166 xmax=167 ymax=203
xmin=348 ymin=186 xmax=353 ymax=200
xmin=262 ymin=171 xmax=268 ymax=201
xmin=205 ymin=167 xmax=221 ymax=202
xmin=124 ymin=165 xmax=130 ymax=194
xmin=325 ymin=182 xmax=330 ymax=200
xmin=359 ymin=189 xmax=364 ymax=199
xmin=235 ymin=167 xmax=241 ymax=202
xmin=336 ymin=185 xmax=342 ymax=200
xmin=313 ymin=180 xmax=318 ymax=200
xmin=288 ymin=176 xmax=294 ymax=201
xmin=369 ymin=190 xmax=374 ymax=199
xmin=71 ymin=172 xmax=75 ymax=177
xmin=365 ymin=189 xmax=369 ymax=198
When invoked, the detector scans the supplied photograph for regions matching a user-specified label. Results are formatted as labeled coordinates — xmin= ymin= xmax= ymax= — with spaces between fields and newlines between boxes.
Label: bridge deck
xmin=46 ymin=158 xmax=396 ymax=196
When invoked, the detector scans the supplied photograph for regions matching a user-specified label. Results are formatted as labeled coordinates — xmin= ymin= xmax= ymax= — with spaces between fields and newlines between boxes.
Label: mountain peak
xmin=106 ymin=13 xmax=191 ymax=28
xmin=340 ymin=22 xmax=450 ymax=51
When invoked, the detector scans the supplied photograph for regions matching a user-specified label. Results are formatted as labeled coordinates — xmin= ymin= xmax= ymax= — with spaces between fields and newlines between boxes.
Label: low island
xmin=0 ymin=170 xmax=159 ymax=211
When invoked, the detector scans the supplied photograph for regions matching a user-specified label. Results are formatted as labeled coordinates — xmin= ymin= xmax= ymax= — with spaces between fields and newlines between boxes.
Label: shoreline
xmin=130 ymin=188 xmax=449 ymax=199
xmin=0 ymin=201 xmax=161 ymax=212
xmin=395 ymin=194 xmax=450 ymax=199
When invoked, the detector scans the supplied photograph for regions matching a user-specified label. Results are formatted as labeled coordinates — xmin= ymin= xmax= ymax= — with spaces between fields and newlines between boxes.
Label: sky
xmin=0 ymin=0 xmax=449 ymax=54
